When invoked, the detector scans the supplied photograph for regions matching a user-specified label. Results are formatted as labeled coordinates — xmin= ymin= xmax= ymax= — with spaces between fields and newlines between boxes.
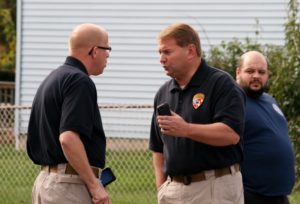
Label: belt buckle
xmin=183 ymin=175 xmax=192 ymax=185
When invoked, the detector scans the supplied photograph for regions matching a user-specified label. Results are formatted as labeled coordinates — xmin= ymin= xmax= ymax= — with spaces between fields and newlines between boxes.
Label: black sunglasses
xmin=88 ymin=46 xmax=112 ymax=55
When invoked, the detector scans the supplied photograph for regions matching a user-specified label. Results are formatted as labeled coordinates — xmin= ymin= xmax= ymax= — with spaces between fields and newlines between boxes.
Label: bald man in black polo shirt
xmin=27 ymin=23 xmax=111 ymax=204
xmin=149 ymin=23 xmax=245 ymax=204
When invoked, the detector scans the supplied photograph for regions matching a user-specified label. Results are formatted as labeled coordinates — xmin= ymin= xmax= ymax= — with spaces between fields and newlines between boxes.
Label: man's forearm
xmin=153 ymin=152 xmax=167 ymax=189
xmin=59 ymin=131 xmax=100 ymax=189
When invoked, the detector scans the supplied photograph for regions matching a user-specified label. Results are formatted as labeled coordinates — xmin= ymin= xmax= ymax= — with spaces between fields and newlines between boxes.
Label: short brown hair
xmin=158 ymin=22 xmax=201 ymax=57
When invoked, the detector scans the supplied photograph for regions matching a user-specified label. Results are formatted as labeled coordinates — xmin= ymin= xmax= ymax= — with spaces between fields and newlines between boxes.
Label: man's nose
xmin=252 ymin=71 xmax=260 ymax=78
xmin=160 ymin=54 xmax=166 ymax=64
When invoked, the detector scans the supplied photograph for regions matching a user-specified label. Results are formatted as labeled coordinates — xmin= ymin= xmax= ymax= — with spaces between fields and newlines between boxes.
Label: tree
xmin=0 ymin=0 xmax=16 ymax=72
xmin=269 ymin=0 xmax=300 ymax=190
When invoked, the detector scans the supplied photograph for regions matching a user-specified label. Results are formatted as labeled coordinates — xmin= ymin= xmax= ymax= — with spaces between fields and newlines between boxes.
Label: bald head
xmin=67 ymin=23 xmax=110 ymax=76
xmin=68 ymin=23 xmax=108 ymax=56
xmin=238 ymin=51 xmax=268 ymax=69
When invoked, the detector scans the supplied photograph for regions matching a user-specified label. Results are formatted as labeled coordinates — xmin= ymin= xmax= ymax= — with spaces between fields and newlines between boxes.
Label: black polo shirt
xmin=149 ymin=59 xmax=245 ymax=176
xmin=27 ymin=56 xmax=106 ymax=168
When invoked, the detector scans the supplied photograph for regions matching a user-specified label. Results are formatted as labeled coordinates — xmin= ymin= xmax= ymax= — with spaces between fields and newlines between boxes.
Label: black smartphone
xmin=157 ymin=103 xmax=171 ymax=116
xmin=100 ymin=167 xmax=116 ymax=187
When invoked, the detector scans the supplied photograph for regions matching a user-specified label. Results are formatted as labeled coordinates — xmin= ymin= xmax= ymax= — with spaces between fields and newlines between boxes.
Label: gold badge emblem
xmin=192 ymin=93 xmax=205 ymax=109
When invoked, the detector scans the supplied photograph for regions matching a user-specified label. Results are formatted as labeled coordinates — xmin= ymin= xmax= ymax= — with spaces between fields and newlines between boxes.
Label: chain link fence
xmin=0 ymin=105 xmax=157 ymax=204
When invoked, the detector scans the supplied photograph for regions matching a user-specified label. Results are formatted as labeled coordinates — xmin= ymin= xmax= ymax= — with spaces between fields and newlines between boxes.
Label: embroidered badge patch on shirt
xmin=272 ymin=103 xmax=284 ymax=117
xmin=192 ymin=93 xmax=205 ymax=109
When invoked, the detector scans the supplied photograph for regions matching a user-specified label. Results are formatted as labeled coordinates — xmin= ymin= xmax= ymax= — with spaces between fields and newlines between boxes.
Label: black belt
xmin=41 ymin=163 xmax=100 ymax=178
xmin=170 ymin=164 xmax=240 ymax=185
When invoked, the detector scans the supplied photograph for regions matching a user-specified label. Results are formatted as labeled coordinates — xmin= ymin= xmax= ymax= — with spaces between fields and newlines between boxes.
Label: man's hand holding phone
xmin=157 ymin=103 xmax=172 ymax=116
xmin=156 ymin=103 xmax=189 ymax=138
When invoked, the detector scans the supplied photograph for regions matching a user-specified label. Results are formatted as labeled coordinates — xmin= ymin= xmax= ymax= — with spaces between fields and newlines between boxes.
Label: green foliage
xmin=206 ymin=39 xmax=288 ymax=90
xmin=271 ymin=0 xmax=300 ymax=118
xmin=270 ymin=0 xmax=300 ymax=190
xmin=205 ymin=0 xmax=300 ymax=191
xmin=0 ymin=0 xmax=16 ymax=71
xmin=205 ymin=38 xmax=262 ymax=76
xmin=279 ymin=0 xmax=300 ymax=190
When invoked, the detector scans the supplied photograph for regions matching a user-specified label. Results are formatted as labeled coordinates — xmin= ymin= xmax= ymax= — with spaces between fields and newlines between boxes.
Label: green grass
xmin=0 ymin=144 xmax=39 ymax=204
xmin=105 ymin=150 xmax=157 ymax=203
xmin=1 ymin=144 xmax=299 ymax=204
xmin=290 ymin=190 xmax=300 ymax=204
xmin=0 ymin=144 xmax=156 ymax=204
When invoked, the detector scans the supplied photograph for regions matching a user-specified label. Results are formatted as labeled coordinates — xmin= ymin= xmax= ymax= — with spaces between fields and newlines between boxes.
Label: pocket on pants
xmin=56 ymin=174 xmax=85 ymax=184
xmin=49 ymin=174 xmax=91 ymax=203
xmin=214 ymin=172 xmax=244 ymax=204
xmin=157 ymin=180 xmax=169 ymax=201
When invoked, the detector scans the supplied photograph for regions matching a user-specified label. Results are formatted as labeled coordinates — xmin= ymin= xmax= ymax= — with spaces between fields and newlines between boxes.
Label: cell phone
xmin=100 ymin=167 xmax=116 ymax=187
xmin=157 ymin=103 xmax=172 ymax=116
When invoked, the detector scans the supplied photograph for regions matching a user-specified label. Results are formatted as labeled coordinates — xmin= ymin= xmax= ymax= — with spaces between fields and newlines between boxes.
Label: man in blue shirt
xmin=236 ymin=51 xmax=295 ymax=204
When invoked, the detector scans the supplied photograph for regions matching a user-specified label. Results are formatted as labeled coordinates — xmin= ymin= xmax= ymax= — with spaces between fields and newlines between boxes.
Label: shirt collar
xmin=169 ymin=58 xmax=209 ymax=92
xmin=64 ymin=56 xmax=88 ymax=75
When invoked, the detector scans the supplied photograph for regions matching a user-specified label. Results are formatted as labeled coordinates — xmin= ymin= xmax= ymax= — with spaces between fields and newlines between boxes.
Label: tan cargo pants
xmin=32 ymin=170 xmax=92 ymax=204
xmin=158 ymin=167 xmax=244 ymax=204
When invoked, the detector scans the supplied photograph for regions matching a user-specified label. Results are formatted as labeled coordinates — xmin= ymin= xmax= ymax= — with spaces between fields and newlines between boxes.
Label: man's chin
xmin=244 ymin=87 xmax=264 ymax=98
xmin=165 ymin=72 xmax=173 ymax=78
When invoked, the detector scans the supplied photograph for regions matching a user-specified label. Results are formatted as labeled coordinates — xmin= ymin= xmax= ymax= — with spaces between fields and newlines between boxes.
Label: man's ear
xmin=187 ymin=44 xmax=197 ymax=59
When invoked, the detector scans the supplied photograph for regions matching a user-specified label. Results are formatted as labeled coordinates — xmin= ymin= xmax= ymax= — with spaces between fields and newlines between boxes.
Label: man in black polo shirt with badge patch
xmin=27 ymin=23 xmax=111 ymax=204
xmin=149 ymin=22 xmax=246 ymax=204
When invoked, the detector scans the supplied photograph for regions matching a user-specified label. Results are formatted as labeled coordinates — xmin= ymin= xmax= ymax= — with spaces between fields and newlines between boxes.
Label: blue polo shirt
xmin=241 ymin=93 xmax=295 ymax=196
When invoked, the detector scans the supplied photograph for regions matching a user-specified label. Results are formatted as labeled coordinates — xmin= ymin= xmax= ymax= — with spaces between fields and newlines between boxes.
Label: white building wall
xmin=16 ymin=0 xmax=292 ymax=138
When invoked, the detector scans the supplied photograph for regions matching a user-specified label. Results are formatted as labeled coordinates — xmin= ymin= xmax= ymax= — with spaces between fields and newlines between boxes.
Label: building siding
xmin=16 ymin=0 xmax=293 ymax=138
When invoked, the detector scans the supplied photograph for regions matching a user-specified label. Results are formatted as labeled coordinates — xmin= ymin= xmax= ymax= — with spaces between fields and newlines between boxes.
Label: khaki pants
xmin=32 ymin=170 xmax=92 ymax=204
xmin=158 ymin=169 xmax=244 ymax=204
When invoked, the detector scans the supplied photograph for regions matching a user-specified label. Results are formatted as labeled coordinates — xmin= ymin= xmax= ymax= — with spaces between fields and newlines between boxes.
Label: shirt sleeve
xmin=212 ymin=74 xmax=246 ymax=136
xmin=149 ymin=96 xmax=164 ymax=153
xmin=60 ymin=75 xmax=97 ymax=138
